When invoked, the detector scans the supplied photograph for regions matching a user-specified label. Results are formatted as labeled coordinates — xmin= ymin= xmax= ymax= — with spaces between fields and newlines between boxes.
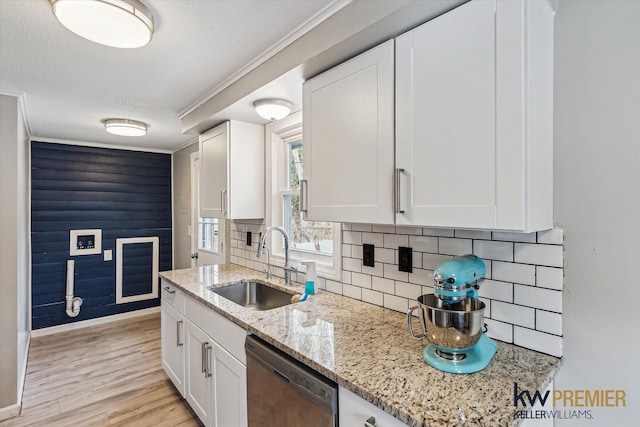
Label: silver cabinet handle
xmin=205 ymin=344 xmax=213 ymax=378
xmin=395 ymin=168 xmax=405 ymax=214
xmin=300 ymin=179 xmax=308 ymax=214
xmin=201 ymin=342 xmax=207 ymax=373
xmin=221 ymin=190 xmax=227 ymax=216
xmin=163 ymin=286 xmax=175 ymax=294
xmin=176 ymin=320 xmax=183 ymax=347
xmin=364 ymin=416 xmax=376 ymax=427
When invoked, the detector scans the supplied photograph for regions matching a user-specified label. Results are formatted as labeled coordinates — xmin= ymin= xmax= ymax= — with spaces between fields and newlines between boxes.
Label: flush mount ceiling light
xmin=253 ymin=99 xmax=293 ymax=121
xmin=50 ymin=0 xmax=154 ymax=48
xmin=103 ymin=118 xmax=148 ymax=136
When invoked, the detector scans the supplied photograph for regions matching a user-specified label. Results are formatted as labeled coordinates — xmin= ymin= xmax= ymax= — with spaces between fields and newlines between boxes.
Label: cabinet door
xmin=303 ymin=40 xmax=394 ymax=224
xmin=161 ymin=302 xmax=185 ymax=397
xmin=396 ymin=0 xmax=553 ymax=231
xmin=212 ymin=342 xmax=247 ymax=427
xmin=199 ymin=122 xmax=228 ymax=218
xmin=185 ymin=321 xmax=214 ymax=425
xmin=396 ymin=0 xmax=498 ymax=229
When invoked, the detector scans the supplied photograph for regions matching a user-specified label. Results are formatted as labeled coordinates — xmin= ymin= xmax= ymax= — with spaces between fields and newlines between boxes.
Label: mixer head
xmin=433 ymin=254 xmax=486 ymax=303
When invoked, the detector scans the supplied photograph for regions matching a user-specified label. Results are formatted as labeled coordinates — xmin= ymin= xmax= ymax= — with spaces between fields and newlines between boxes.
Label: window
xmin=281 ymin=138 xmax=334 ymax=256
xmin=198 ymin=217 xmax=219 ymax=253
xmin=267 ymin=112 xmax=341 ymax=278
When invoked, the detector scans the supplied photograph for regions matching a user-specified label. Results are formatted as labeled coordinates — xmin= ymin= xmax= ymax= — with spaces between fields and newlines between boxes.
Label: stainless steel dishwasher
xmin=245 ymin=334 xmax=338 ymax=426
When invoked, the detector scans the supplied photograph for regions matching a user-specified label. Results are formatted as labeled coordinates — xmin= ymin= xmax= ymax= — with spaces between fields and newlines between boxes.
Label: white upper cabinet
xmin=395 ymin=0 xmax=555 ymax=231
xmin=302 ymin=40 xmax=395 ymax=224
xmin=199 ymin=120 xmax=264 ymax=219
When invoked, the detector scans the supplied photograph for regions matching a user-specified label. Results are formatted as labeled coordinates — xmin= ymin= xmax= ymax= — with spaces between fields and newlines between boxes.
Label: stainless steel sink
xmin=209 ymin=281 xmax=294 ymax=311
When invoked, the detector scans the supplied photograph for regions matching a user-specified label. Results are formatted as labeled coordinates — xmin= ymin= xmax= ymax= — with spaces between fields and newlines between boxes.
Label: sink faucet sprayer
xmin=256 ymin=226 xmax=296 ymax=285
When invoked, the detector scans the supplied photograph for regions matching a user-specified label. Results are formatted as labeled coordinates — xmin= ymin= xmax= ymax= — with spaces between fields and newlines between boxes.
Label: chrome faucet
xmin=256 ymin=226 xmax=296 ymax=285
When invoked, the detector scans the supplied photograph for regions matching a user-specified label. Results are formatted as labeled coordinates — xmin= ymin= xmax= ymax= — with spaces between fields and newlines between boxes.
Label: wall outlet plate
xmin=363 ymin=243 xmax=375 ymax=267
xmin=399 ymin=246 xmax=413 ymax=273
xmin=246 ymin=231 xmax=252 ymax=246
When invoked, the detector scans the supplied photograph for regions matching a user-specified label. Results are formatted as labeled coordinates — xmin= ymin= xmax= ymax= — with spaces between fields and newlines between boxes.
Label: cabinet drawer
xmin=339 ymin=386 xmax=407 ymax=427
xmin=185 ymin=296 xmax=247 ymax=364
xmin=161 ymin=280 xmax=185 ymax=314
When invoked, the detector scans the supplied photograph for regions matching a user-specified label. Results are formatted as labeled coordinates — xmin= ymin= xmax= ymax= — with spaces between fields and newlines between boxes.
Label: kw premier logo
xmin=512 ymin=383 xmax=627 ymax=421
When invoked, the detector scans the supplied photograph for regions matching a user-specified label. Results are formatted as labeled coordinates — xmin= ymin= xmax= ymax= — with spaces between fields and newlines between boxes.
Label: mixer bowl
xmin=407 ymin=294 xmax=485 ymax=350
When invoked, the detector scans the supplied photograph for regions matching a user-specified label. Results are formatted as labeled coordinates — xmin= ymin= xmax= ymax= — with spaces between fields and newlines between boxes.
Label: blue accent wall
xmin=31 ymin=142 xmax=172 ymax=329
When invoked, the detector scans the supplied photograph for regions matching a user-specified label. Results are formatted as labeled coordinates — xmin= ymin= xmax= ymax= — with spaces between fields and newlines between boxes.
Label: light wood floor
xmin=1 ymin=312 xmax=202 ymax=427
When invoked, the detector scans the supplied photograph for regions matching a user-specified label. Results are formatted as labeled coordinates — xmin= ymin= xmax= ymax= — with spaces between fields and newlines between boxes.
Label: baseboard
xmin=30 ymin=307 xmax=161 ymax=338
xmin=0 ymin=403 xmax=21 ymax=422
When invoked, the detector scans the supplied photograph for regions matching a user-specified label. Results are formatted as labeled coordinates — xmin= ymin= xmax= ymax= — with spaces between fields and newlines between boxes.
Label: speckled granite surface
xmin=160 ymin=264 xmax=561 ymax=427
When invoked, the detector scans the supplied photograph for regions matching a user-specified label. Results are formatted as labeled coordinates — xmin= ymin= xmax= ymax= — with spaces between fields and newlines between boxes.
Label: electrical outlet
xmin=363 ymin=244 xmax=375 ymax=267
xmin=398 ymin=246 xmax=413 ymax=273
xmin=246 ymin=231 xmax=252 ymax=246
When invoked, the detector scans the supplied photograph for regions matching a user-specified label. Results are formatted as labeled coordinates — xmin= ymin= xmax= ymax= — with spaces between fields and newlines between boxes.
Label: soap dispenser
xmin=301 ymin=260 xmax=317 ymax=295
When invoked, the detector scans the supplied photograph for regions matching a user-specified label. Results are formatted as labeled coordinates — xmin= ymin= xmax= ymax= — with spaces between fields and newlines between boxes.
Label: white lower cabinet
xmin=161 ymin=280 xmax=247 ymax=427
xmin=161 ymin=301 xmax=185 ymax=397
xmin=340 ymin=386 xmax=408 ymax=427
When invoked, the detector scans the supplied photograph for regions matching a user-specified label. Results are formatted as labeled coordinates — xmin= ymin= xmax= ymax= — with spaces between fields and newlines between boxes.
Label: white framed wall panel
xmin=116 ymin=236 xmax=159 ymax=304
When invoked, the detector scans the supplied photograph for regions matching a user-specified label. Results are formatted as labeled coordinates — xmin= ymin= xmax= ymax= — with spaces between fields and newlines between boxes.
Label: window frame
xmin=265 ymin=111 xmax=341 ymax=280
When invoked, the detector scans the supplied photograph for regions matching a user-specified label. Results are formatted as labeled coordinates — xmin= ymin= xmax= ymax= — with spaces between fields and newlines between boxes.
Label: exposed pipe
xmin=65 ymin=259 xmax=83 ymax=317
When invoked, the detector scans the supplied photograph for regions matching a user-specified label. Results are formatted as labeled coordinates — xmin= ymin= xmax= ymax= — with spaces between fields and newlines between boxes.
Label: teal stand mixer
xmin=407 ymin=255 xmax=497 ymax=374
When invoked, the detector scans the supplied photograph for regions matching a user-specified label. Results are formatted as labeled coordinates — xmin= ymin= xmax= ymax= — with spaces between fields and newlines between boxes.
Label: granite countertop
xmin=159 ymin=264 xmax=561 ymax=427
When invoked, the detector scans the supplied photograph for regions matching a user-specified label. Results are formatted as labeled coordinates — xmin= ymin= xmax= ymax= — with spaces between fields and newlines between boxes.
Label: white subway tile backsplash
xmin=537 ymin=227 xmax=564 ymax=245
xmin=383 ymin=233 xmax=409 ymax=249
xmin=325 ymin=280 xmax=343 ymax=294
xmin=409 ymin=268 xmax=432 ymax=287
xmin=351 ymin=223 xmax=373 ymax=232
xmin=409 ymin=235 xmax=438 ymax=253
xmin=492 ymin=261 xmax=535 ymax=285
xmin=384 ymin=294 xmax=409 ymax=313
xmin=479 ymin=279 xmax=513 ymax=303
xmin=514 ymin=327 xmax=562 ymax=357
xmin=492 ymin=231 xmax=536 ymax=243
xmin=396 ymin=226 xmax=424 ymax=235
xmin=352 ymin=272 xmax=372 ymax=289
xmin=229 ymin=220 xmax=563 ymax=358
xmin=383 ymin=263 xmax=409 ymax=282
xmin=492 ymin=301 xmax=535 ymax=328
xmin=514 ymin=243 xmax=563 ymax=267
xmin=395 ymin=281 xmax=423 ymax=300
xmin=343 ymin=284 xmax=362 ymax=300
xmin=375 ymin=247 xmax=395 ymax=264
xmin=514 ymin=285 xmax=562 ymax=313
xmin=536 ymin=310 xmax=562 ymax=336
xmin=362 ymin=289 xmax=384 ymax=306
xmin=362 ymin=232 xmax=384 ymax=247
xmin=422 ymin=253 xmax=452 ymax=270
xmin=372 ymin=276 xmax=394 ymax=293
xmin=361 ymin=262 xmax=383 ymax=278
xmin=455 ymin=229 xmax=492 ymax=239
xmin=485 ymin=319 xmax=513 ymax=343
xmin=342 ymin=257 xmax=362 ymax=273
xmin=343 ymin=231 xmax=362 ymax=245
xmin=536 ymin=266 xmax=563 ymax=290
xmin=422 ymin=227 xmax=454 ymax=237
xmin=372 ymin=224 xmax=396 ymax=233
xmin=473 ymin=240 xmax=514 ymax=262
xmin=439 ymin=237 xmax=472 ymax=255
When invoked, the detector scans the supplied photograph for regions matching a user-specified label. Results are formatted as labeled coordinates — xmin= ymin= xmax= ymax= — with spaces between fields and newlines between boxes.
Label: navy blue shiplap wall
xmin=31 ymin=142 xmax=172 ymax=329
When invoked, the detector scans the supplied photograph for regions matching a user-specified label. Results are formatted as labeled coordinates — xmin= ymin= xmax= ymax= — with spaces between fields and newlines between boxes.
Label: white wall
xmin=0 ymin=94 xmax=30 ymax=419
xmin=554 ymin=1 xmax=640 ymax=425
xmin=172 ymin=141 xmax=199 ymax=269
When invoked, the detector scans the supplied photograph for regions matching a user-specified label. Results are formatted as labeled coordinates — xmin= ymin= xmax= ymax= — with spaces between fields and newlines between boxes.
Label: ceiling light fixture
xmin=253 ymin=99 xmax=293 ymax=122
xmin=50 ymin=0 xmax=154 ymax=49
xmin=103 ymin=118 xmax=148 ymax=137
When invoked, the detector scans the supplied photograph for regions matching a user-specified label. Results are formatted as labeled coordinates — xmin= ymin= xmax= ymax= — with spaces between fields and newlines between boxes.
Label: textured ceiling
xmin=0 ymin=0 xmax=335 ymax=151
